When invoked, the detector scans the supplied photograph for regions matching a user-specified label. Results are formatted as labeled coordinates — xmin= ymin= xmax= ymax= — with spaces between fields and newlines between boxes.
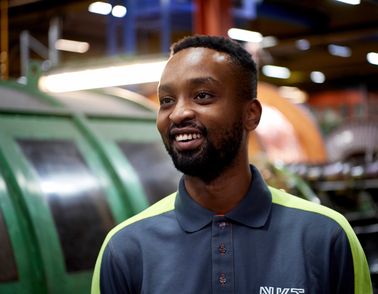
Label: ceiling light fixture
xmin=328 ymin=44 xmax=351 ymax=57
xmin=367 ymin=52 xmax=378 ymax=65
xmin=39 ymin=60 xmax=167 ymax=93
xmin=55 ymin=39 xmax=90 ymax=53
xmin=261 ymin=36 xmax=278 ymax=48
xmin=310 ymin=71 xmax=326 ymax=83
xmin=262 ymin=65 xmax=291 ymax=79
xmin=88 ymin=1 xmax=112 ymax=15
xmin=335 ymin=0 xmax=360 ymax=5
xmin=112 ymin=5 xmax=127 ymax=18
xmin=295 ymin=39 xmax=310 ymax=51
xmin=227 ymin=28 xmax=263 ymax=43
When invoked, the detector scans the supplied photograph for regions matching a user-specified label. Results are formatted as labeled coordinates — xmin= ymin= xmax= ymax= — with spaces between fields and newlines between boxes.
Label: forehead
xmin=172 ymin=47 xmax=230 ymax=65
xmin=159 ymin=47 xmax=236 ymax=85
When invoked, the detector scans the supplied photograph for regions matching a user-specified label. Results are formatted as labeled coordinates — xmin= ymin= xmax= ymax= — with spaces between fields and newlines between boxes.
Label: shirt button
xmin=219 ymin=273 xmax=227 ymax=286
xmin=218 ymin=221 xmax=227 ymax=230
xmin=219 ymin=243 xmax=227 ymax=255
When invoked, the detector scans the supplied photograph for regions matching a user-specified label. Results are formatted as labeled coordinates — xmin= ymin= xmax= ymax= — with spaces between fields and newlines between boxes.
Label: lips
xmin=175 ymin=133 xmax=202 ymax=142
xmin=169 ymin=127 xmax=204 ymax=152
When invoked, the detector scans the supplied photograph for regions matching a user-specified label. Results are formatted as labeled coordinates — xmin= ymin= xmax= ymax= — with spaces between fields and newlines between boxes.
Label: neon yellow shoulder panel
xmin=269 ymin=187 xmax=372 ymax=294
xmin=92 ymin=188 xmax=372 ymax=294
xmin=91 ymin=192 xmax=177 ymax=294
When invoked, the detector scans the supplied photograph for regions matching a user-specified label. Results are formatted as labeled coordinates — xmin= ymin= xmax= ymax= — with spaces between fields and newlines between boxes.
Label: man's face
xmin=157 ymin=47 xmax=249 ymax=182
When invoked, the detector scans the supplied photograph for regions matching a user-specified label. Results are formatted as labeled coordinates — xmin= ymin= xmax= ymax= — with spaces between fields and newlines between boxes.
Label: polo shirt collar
xmin=175 ymin=165 xmax=272 ymax=233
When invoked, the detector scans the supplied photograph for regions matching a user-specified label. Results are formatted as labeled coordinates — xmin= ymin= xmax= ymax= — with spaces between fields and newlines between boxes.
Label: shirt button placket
xmin=212 ymin=216 xmax=234 ymax=293
xmin=219 ymin=273 xmax=227 ymax=286
xmin=219 ymin=243 xmax=227 ymax=255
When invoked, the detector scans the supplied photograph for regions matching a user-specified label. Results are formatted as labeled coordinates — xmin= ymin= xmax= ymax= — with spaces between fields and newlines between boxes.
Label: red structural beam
xmin=194 ymin=0 xmax=232 ymax=36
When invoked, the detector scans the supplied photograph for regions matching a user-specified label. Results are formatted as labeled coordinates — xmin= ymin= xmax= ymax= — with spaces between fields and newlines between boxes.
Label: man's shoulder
xmin=269 ymin=186 xmax=353 ymax=236
xmin=108 ymin=192 xmax=177 ymax=241
xmin=268 ymin=187 xmax=372 ymax=294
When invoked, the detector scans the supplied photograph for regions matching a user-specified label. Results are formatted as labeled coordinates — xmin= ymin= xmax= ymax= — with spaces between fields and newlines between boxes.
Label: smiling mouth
xmin=175 ymin=133 xmax=202 ymax=142
xmin=170 ymin=131 xmax=204 ymax=152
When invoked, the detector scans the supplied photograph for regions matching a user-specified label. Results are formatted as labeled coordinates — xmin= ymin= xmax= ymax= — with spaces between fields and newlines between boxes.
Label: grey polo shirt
xmin=92 ymin=166 xmax=372 ymax=294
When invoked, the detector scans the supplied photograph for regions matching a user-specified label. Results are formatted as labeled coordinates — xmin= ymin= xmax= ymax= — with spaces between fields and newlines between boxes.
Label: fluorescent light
xmin=112 ymin=5 xmax=127 ymax=17
xmin=261 ymin=36 xmax=278 ymax=48
xmin=335 ymin=0 xmax=360 ymax=5
xmin=310 ymin=71 xmax=326 ymax=83
xmin=367 ymin=52 xmax=378 ymax=65
xmin=227 ymin=28 xmax=263 ymax=43
xmin=55 ymin=39 xmax=90 ymax=53
xmin=262 ymin=65 xmax=291 ymax=79
xmin=88 ymin=1 xmax=112 ymax=15
xmin=328 ymin=44 xmax=351 ymax=57
xmin=295 ymin=39 xmax=310 ymax=51
xmin=39 ymin=60 xmax=167 ymax=93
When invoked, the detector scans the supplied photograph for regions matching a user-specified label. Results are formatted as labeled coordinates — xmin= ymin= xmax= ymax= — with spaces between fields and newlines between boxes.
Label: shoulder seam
xmin=110 ymin=192 xmax=177 ymax=237
xmin=269 ymin=187 xmax=346 ymax=223
xmin=91 ymin=192 xmax=177 ymax=294
xmin=269 ymin=186 xmax=372 ymax=293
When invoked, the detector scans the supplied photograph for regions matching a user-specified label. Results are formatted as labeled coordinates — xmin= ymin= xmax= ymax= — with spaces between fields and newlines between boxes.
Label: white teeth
xmin=176 ymin=133 xmax=201 ymax=142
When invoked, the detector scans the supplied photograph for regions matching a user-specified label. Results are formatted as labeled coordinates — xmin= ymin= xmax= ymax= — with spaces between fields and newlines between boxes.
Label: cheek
xmin=156 ymin=111 xmax=171 ymax=140
xmin=200 ymin=105 xmax=241 ymax=129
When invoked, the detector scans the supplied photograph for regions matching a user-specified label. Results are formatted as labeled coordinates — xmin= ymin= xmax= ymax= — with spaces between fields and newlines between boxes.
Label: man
xmin=92 ymin=35 xmax=372 ymax=294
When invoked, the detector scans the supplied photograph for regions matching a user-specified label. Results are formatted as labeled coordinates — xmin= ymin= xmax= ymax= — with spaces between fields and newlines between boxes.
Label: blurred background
xmin=0 ymin=0 xmax=377 ymax=293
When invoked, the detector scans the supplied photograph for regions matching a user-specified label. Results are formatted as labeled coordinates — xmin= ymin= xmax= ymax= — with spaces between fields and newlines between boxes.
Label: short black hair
xmin=171 ymin=35 xmax=258 ymax=99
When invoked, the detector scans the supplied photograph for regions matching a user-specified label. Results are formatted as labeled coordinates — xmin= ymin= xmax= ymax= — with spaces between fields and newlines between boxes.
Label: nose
xmin=168 ymin=100 xmax=195 ymax=124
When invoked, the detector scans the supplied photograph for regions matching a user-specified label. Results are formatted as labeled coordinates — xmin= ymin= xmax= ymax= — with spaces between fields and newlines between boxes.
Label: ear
xmin=244 ymin=99 xmax=262 ymax=131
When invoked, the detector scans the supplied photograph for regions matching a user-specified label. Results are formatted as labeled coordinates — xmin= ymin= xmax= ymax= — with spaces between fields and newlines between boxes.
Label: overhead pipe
xmin=48 ymin=17 xmax=61 ymax=67
xmin=19 ymin=17 xmax=61 ymax=77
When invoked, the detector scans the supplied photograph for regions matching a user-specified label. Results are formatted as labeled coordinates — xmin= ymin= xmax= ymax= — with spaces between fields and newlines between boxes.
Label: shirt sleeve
xmin=332 ymin=222 xmax=372 ymax=294
xmin=91 ymin=236 xmax=135 ymax=294
xmin=99 ymin=242 xmax=132 ymax=294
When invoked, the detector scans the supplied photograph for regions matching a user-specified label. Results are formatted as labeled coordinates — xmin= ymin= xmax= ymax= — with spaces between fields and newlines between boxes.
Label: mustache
xmin=168 ymin=120 xmax=207 ymax=138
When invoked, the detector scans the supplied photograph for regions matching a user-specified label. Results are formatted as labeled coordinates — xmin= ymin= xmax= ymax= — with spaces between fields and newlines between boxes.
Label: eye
xmin=194 ymin=92 xmax=213 ymax=103
xmin=159 ymin=96 xmax=175 ymax=107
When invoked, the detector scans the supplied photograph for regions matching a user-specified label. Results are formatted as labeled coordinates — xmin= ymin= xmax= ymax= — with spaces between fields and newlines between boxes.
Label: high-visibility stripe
xmin=92 ymin=188 xmax=372 ymax=294
xmin=91 ymin=192 xmax=177 ymax=294
xmin=269 ymin=187 xmax=372 ymax=294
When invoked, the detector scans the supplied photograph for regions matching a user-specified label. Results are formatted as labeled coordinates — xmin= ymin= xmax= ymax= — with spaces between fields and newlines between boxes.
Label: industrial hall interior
xmin=0 ymin=0 xmax=377 ymax=293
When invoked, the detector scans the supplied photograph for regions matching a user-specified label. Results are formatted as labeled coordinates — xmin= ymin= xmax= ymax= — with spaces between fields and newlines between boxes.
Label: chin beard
xmin=164 ymin=121 xmax=244 ymax=183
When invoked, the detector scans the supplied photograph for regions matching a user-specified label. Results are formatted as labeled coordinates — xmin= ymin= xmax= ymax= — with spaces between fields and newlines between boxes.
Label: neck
xmin=184 ymin=159 xmax=251 ymax=214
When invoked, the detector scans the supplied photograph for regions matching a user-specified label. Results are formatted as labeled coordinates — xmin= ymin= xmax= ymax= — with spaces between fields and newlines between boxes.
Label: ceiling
xmin=6 ymin=0 xmax=378 ymax=94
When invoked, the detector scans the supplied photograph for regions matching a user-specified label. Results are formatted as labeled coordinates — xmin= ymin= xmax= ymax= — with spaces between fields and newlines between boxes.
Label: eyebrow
xmin=189 ymin=76 xmax=221 ymax=86
xmin=158 ymin=76 xmax=221 ymax=93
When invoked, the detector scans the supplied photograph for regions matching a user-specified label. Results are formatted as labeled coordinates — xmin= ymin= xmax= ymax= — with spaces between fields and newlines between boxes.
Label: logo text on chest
xmin=259 ymin=287 xmax=305 ymax=294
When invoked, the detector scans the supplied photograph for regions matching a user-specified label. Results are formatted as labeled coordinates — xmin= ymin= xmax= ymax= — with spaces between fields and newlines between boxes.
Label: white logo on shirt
xmin=259 ymin=287 xmax=305 ymax=294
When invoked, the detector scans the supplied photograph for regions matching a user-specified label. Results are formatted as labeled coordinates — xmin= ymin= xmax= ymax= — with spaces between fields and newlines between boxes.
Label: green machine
xmin=0 ymin=79 xmax=180 ymax=293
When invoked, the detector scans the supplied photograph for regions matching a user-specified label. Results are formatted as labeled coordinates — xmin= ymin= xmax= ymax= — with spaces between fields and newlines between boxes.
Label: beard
xmin=163 ymin=120 xmax=244 ymax=183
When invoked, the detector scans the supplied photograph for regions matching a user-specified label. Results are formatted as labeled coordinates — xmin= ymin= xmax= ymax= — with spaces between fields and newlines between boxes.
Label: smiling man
xmin=91 ymin=35 xmax=372 ymax=294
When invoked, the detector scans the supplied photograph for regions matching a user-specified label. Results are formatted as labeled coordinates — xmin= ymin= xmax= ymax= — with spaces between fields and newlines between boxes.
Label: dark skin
xmin=157 ymin=47 xmax=262 ymax=214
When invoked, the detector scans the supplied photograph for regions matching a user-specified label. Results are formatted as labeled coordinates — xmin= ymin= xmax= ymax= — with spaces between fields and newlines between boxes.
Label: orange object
xmin=249 ymin=82 xmax=327 ymax=164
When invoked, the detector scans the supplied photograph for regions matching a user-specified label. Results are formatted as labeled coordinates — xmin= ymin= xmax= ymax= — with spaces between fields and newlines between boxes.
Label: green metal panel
xmin=0 ymin=79 xmax=64 ymax=108
xmin=86 ymin=117 xmax=159 ymax=142
xmin=72 ymin=115 xmax=149 ymax=219
xmin=0 ymin=169 xmax=46 ymax=294
xmin=0 ymin=113 xmax=146 ymax=293
xmin=85 ymin=117 xmax=180 ymax=204
xmin=84 ymin=117 xmax=161 ymax=203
